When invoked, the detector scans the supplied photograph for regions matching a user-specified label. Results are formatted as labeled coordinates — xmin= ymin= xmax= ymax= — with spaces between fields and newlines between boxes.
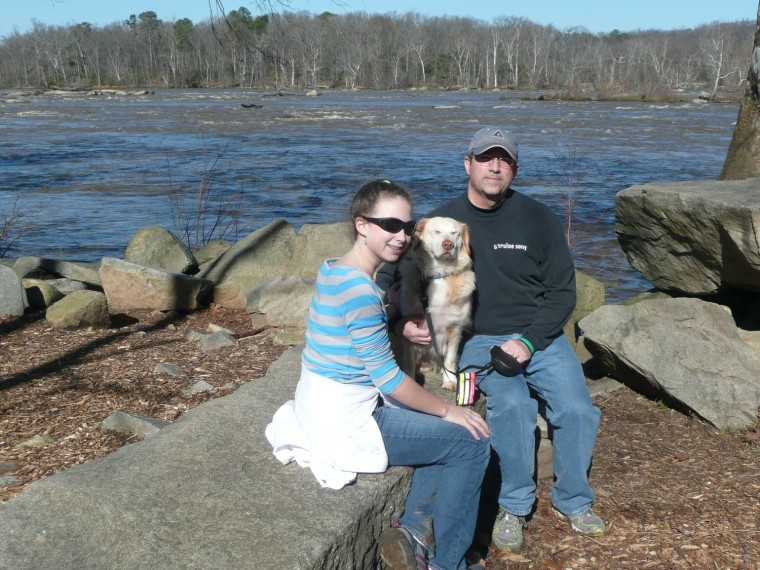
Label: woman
xmin=266 ymin=179 xmax=489 ymax=570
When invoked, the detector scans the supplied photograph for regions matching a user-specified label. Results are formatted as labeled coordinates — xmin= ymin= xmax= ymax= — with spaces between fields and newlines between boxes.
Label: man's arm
xmin=375 ymin=261 xmax=431 ymax=346
xmin=375 ymin=262 xmax=399 ymax=297
xmin=520 ymin=218 xmax=576 ymax=352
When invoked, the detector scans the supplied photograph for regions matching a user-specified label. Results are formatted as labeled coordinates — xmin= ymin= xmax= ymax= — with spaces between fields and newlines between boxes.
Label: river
xmin=0 ymin=88 xmax=740 ymax=302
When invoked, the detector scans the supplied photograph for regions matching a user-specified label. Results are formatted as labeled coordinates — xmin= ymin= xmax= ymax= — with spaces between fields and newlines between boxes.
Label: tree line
xmin=0 ymin=7 xmax=753 ymax=96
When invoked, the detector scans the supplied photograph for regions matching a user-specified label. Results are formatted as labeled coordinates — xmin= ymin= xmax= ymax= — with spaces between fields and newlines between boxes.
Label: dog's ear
xmin=460 ymin=222 xmax=472 ymax=258
xmin=412 ymin=218 xmax=428 ymax=251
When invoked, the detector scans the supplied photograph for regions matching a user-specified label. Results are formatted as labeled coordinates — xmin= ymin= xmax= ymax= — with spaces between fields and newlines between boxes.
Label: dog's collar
xmin=423 ymin=270 xmax=457 ymax=280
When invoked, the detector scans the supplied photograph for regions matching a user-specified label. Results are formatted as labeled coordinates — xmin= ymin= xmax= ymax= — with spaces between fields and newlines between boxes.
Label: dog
xmin=399 ymin=217 xmax=476 ymax=390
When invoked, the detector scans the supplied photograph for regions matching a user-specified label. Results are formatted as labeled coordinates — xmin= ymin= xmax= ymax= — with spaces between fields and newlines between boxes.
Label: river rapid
xmin=0 ymin=88 xmax=740 ymax=302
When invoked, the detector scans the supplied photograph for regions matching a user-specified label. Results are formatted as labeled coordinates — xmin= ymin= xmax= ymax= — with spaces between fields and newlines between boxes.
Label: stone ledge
xmin=0 ymin=348 xmax=413 ymax=570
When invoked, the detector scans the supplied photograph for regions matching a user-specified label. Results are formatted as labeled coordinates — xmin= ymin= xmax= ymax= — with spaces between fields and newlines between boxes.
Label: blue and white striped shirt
xmin=302 ymin=260 xmax=404 ymax=395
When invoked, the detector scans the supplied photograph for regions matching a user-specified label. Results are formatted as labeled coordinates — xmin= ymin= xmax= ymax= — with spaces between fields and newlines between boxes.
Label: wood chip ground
xmin=1 ymin=307 xmax=758 ymax=568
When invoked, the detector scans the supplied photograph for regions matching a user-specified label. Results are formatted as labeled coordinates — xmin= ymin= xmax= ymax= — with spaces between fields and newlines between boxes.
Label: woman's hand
xmin=390 ymin=376 xmax=488 ymax=440
xmin=442 ymin=404 xmax=490 ymax=440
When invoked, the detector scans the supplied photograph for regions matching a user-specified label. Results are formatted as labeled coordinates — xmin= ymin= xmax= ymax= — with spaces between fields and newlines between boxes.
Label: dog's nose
xmin=442 ymin=239 xmax=453 ymax=252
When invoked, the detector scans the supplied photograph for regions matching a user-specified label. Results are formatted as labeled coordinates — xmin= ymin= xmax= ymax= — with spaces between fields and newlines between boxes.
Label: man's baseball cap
xmin=468 ymin=127 xmax=518 ymax=163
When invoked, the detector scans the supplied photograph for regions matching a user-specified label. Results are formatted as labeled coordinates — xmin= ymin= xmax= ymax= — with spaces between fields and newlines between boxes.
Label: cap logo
xmin=492 ymin=130 xmax=504 ymax=138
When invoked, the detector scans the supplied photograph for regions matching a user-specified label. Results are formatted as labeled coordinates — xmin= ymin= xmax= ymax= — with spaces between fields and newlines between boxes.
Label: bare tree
xmin=701 ymin=23 xmax=744 ymax=99
xmin=720 ymin=2 xmax=760 ymax=179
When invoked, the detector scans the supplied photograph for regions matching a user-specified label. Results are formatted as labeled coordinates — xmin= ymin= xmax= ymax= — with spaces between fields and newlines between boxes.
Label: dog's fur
xmin=399 ymin=217 xmax=476 ymax=390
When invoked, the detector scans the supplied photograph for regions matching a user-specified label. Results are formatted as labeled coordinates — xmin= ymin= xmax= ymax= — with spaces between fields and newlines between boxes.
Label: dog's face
xmin=414 ymin=217 xmax=471 ymax=261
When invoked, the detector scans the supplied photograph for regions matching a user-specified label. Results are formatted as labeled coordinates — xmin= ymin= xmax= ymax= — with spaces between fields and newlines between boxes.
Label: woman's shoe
xmin=378 ymin=522 xmax=429 ymax=570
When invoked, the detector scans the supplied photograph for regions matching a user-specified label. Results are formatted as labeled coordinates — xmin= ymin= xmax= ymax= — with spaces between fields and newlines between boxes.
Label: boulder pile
xmin=579 ymin=177 xmax=760 ymax=429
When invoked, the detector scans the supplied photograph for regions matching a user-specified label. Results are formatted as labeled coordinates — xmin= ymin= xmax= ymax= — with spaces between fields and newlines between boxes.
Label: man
xmin=388 ymin=127 xmax=604 ymax=554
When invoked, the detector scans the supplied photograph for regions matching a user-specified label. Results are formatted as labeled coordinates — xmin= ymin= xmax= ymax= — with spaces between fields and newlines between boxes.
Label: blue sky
xmin=2 ymin=0 xmax=757 ymax=37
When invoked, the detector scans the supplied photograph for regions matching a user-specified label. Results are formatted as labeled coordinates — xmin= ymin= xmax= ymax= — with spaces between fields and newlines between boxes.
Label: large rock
xmin=574 ymin=270 xmax=606 ymax=321
xmin=246 ymin=275 xmax=315 ymax=328
xmin=99 ymin=258 xmax=212 ymax=313
xmin=198 ymin=220 xmax=304 ymax=308
xmin=22 ymin=278 xmax=64 ymax=308
xmin=615 ymin=178 xmax=760 ymax=295
xmin=124 ymin=226 xmax=198 ymax=274
xmin=13 ymin=257 xmax=101 ymax=286
xmin=0 ymin=264 xmax=25 ymax=317
xmin=299 ymin=222 xmax=353 ymax=278
xmin=47 ymin=278 xmax=87 ymax=295
xmin=46 ymin=290 xmax=110 ymax=330
xmin=561 ymin=270 xmax=606 ymax=363
xmin=193 ymin=238 xmax=233 ymax=270
xmin=579 ymin=297 xmax=760 ymax=430
xmin=198 ymin=220 xmax=352 ymax=309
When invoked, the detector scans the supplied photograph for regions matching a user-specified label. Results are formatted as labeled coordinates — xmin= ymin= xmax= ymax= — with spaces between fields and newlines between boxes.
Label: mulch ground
xmin=1 ymin=306 xmax=758 ymax=569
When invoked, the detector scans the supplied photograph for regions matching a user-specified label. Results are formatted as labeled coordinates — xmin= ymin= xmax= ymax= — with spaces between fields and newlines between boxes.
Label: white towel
xmin=265 ymin=364 xmax=388 ymax=490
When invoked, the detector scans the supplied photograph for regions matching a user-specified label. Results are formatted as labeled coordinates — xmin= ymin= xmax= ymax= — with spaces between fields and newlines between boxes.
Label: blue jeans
xmin=373 ymin=405 xmax=490 ymax=570
xmin=460 ymin=333 xmax=600 ymax=517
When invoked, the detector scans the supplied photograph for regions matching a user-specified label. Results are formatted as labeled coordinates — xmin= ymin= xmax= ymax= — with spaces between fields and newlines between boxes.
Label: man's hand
xmin=500 ymin=339 xmax=532 ymax=364
xmin=402 ymin=317 xmax=431 ymax=346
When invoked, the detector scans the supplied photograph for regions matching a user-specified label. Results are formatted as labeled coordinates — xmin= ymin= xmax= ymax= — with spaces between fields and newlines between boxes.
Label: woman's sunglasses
xmin=362 ymin=216 xmax=417 ymax=236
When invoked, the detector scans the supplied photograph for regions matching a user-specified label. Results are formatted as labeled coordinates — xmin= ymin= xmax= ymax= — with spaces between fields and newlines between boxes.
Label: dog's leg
xmin=439 ymin=323 xmax=462 ymax=391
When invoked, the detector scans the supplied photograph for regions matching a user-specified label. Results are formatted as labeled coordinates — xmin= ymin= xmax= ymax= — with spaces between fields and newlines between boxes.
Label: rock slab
xmin=0 ymin=265 xmax=25 ymax=317
xmin=99 ymin=257 xmax=213 ymax=312
xmin=616 ymin=178 xmax=760 ymax=294
xmin=0 ymin=348 xmax=412 ymax=570
xmin=579 ymin=297 xmax=760 ymax=429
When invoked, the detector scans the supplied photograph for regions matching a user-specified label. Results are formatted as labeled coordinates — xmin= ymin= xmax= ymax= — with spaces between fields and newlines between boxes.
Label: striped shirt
xmin=302 ymin=260 xmax=405 ymax=395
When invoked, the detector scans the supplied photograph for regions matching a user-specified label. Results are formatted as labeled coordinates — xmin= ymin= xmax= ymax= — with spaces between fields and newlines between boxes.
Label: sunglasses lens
xmin=379 ymin=219 xmax=404 ymax=233
xmin=474 ymin=155 xmax=515 ymax=167
xmin=379 ymin=218 xmax=415 ymax=236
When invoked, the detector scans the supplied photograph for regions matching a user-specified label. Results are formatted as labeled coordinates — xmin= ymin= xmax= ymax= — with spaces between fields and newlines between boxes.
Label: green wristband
xmin=518 ymin=337 xmax=535 ymax=354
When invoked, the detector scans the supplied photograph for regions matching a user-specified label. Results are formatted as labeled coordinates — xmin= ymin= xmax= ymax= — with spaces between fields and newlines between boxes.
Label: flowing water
xmin=0 ymin=88 xmax=740 ymax=302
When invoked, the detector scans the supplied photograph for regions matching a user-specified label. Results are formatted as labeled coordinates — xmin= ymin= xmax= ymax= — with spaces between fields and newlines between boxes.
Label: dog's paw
xmin=442 ymin=370 xmax=457 ymax=391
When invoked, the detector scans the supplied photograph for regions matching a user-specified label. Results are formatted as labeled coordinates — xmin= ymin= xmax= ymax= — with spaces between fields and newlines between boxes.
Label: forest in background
xmin=0 ymin=7 xmax=754 ymax=97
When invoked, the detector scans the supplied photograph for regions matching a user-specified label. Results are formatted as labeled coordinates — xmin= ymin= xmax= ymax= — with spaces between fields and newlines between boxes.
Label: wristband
xmin=518 ymin=337 xmax=535 ymax=355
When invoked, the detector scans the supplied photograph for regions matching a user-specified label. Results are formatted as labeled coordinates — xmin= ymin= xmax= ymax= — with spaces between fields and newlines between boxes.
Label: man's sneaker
xmin=552 ymin=507 xmax=606 ymax=535
xmin=492 ymin=510 xmax=527 ymax=553
xmin=378 ymin=522 xmax=428 ymax=570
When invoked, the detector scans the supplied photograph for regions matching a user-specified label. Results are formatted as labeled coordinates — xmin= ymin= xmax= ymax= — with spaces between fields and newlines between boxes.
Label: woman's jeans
xmin=460 ymin=333 xmax=601 ymax=517
xmin=373 ymin=405 xmax=490 ymax=570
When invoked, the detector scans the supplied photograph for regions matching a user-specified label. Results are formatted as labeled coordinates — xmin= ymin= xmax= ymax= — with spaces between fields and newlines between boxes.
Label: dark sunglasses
xmin=472 ymin=153 xmax=517 ymax=168
xmin=362 ymin=216 xmax=416 ymax=236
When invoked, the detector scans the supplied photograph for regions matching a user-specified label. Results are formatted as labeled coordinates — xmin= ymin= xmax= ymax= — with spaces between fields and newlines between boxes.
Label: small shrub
xmin=553 ymin=142 xmax=584 ymax=248
xmin=167 ymin=144 xmax=253 ymax=252
xmin=0 ymin=194 xmax=41 ymax=258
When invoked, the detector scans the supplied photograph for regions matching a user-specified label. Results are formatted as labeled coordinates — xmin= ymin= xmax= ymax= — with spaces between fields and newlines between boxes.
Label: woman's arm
xmin=388 ymin=376 xmax=490 ymax=440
